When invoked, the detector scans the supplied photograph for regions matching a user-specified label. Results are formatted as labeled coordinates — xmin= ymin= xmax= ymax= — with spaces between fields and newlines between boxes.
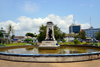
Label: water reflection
xmin=25 ymin=48 xmax=34 ymax=51
xmin=0 ymin=46 xmax=100 ymax=54
xmin=33 ymin=47 xmax=38 ymax=54
xmin=39 ymin=49 xmax=60 ymax=54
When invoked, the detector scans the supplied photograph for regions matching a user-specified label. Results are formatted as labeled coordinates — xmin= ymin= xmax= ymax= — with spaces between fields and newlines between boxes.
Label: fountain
xmin=39 ymin=22 xmax=60 ymax=49
xmin=0 ymin=22 xmax=100 ymax=62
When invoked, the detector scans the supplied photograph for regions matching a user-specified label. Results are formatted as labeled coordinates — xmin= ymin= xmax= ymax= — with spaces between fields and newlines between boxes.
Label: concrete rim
xmin=0 ymin=45 xmax=100 ymax=62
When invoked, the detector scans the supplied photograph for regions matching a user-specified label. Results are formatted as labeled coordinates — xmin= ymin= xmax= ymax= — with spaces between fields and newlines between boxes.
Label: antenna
xmin=90 ymin=16 xmax=92 ymax=38
xmin=90 ymin=16 xmax=91 ymax=27
xmin=73 ymin=16 xmax=75 ymax=25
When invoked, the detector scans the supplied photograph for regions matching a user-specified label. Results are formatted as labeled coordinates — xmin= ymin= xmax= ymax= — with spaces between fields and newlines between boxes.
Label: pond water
xmin=0 ymin=46 xmax=100 ymax=54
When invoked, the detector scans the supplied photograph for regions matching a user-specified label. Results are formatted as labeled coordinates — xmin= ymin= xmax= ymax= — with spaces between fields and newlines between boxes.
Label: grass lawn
xmin=59 ymin=42 xmax=100 ymax=46
xmin=5 ymin=42 xmax=37 ymax=46
xmin=2 ymin=42 xmax=100 ymax=46
xmin=5 ymin=43 xmax=28 ymax=46
xmin=93 ymin=43 xmax=100 ymax=46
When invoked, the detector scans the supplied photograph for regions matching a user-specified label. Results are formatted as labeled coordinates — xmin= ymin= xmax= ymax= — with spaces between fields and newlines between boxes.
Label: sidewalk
xmin=0 ymin=59 xmax=100 ymax=67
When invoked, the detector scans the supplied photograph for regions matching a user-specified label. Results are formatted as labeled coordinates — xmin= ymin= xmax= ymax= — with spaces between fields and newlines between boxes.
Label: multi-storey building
xmin=69 ymin=24 xmax=81 ymax=34
xmin=84 ymin=27 xmax=100 ymax=38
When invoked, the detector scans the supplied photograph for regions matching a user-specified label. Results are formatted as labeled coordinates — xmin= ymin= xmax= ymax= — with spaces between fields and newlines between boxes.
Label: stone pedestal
xmin=39 ymin=22 xmax=60 ymax=50
xmin=42 ymin=41 xmax=57 ymax=45
xmin=39 ymin=41 xmax=60 ymax=49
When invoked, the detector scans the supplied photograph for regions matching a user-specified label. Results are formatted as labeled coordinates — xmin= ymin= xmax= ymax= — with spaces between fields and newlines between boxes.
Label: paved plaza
xmin=0 ymin=59 xmax=100 ymax=67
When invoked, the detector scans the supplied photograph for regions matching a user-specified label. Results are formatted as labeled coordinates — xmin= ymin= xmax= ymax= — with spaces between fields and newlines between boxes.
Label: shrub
xmin=61 ymin=42 xmax=75 ymax=45
xmin=74 ymin=39 xmax=81 ymax=44
xmin=62 ymin=39 xmax=66 ymax=42
xmin=69 ymin=42 xmax=74 ymax=45
xmin=63 ymin=42 xmax=68 ymax=45
xmin=29 ymin=42 xmax=36 ymax=45
xmin=24 ymin=38 xmax=33 ymax=43
xmin=58 ymin=42 xmax=63 ymax=45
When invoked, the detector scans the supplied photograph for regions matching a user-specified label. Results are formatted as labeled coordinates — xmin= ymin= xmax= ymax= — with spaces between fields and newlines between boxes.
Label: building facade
xmin=64 ymin=34 xmax=78 ymax=42
xmin=13 ymin=36 xmax=38 ymax=43
xmin=69 ymin=24 xmax=81 ymax=34
xmin=13 ymin=36 xmax=25 ymax=43
xmin=84 ymin=27 xmax=100 ymax=38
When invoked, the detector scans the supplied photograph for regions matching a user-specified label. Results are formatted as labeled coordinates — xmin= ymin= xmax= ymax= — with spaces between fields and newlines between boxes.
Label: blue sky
xmin=0 ymin=0 xmax=100 ymax=36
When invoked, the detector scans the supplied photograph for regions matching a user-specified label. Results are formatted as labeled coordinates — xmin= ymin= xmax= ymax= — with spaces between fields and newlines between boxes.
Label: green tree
xmin=0 ymin=31 xmax=3 ymax=37
xmin=37 ymin=25 xmax=47 ymax=42
xmin=25 ymin=33 xmax=36 ymax=37
xmin=0 ymin=27 xmax=5 ymax=38
xmin=74 ymin=39 xmax=81 ymax=44
xmin=34 ymin=33 xmax=37 ymax=37
xmin=7 ymin=24 xmax=14 ymax=38
xmin=95 ymin=31 xmax=100 ymax=40
xmin=54 ymin=25 xmax=66 ymax=41
xmin=60 ymin=32 xmax=66 ymax=40
xmin=74 ymin=30 xmax=86 ymax=40
xmin=62 ymin=39 xmax=66 ymax=42
xmin=24 ymin=38 xmax=33 ymax=43
xmin=11 ymin=35 xmax=15 ymax=39
xmin=37 ymin=24 xmax=66 ymax=42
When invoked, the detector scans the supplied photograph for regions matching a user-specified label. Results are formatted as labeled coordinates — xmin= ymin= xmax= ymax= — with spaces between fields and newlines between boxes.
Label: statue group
xmin=48 ymin=28 xmax=52 ymax=40
xmin=44 ymin=21 xmax=55 ymax=41
xmin=39 ymin=21 xmax=59 ymax=50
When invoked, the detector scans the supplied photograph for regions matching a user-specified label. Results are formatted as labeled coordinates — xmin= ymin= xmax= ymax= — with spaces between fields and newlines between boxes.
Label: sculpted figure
xmin=48 ymin=28 xmax=52 ymax=40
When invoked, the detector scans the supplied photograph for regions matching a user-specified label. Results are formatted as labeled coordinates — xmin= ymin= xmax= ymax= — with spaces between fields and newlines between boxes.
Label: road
xmin=0 ymin=59 xmax=100 ymax=67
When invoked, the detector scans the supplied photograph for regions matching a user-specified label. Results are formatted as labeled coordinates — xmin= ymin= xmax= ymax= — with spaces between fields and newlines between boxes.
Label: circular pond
xmin=0 ymin=46 xmax=100 ymax=54
xmin=0 ymin=45 xmax=100 ymax=62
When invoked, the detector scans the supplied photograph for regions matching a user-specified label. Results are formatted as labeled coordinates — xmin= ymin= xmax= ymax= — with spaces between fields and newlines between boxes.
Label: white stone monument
xmin=39 ymin=22 xmax=60 ymax=50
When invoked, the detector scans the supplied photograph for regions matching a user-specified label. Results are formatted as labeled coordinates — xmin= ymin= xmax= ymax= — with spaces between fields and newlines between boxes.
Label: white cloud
xmin=0 ymin=14 xmax=90 ymax=36
xmin=81 ymin=23 xmax=90 ymax=29
xmin=0 ymin=20 xmax=16 ymax=31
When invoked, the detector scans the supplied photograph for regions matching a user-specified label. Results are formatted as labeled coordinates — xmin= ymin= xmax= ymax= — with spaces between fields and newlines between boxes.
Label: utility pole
xmin=90 ymin=17 xmax=91 ymax=38
xmin=73 ymin=16 xmax=75 ymax=25
xmin=90 ymin=17 xmax=91 ymax=27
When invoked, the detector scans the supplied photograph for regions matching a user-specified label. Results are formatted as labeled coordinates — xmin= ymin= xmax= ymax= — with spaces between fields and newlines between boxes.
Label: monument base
xmin=39 ymin=41 xmax=60 ymax=50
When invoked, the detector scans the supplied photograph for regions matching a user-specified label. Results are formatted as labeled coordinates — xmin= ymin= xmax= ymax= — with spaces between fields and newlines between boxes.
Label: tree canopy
xmin=0 ymin=31 xmax=3 ymax=37
xmin=54 ymin=25 xmax=66 ymax=41
xmin=74 ymin=30 xmax=86 ymax=40
xmin=37 ymin=24 xmax=66 ymax=42
xmin=37 ymin=25 xmax=46 ymax=42
xmin=0 ymin=27 xmax=5 ymax=38
xmin=95 ymin=30 xmax=100 ymax=40
xmin=24 ymin=38 xmax=33 ymax=43
xmin=25 ymin=32 xmax=37 ymax=37
xmin=7 ymin=24 xmax=14 ymax=36
xmin=11 ymin=35 xmax=15 ymax=39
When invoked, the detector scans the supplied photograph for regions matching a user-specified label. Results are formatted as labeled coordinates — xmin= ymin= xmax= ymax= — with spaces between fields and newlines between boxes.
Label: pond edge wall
xmin=0 ymin=45 xmax=100 ymax=62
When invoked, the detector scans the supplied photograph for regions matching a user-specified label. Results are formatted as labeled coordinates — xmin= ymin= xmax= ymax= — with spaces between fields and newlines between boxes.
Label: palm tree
xmin=7 ymin=24 xmax=14 ymax=39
